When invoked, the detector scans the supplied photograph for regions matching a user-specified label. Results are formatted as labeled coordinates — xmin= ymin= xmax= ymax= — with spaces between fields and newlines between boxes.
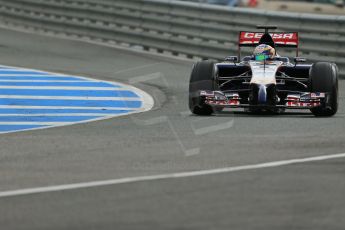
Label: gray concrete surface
xmin=258 ymin=0 xmax=345 ymax=15
xmin=0 ymin=28 xmax=344 ymax=229
xmin=1 ymin=158 xmax=345 ymax=230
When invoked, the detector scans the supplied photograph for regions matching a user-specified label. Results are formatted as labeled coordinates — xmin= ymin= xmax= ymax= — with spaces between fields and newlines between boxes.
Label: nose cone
xmin=250 ymin=83 xmax=276 ymax=105
xmin=258 ymin=84 xmax=267 ymax=104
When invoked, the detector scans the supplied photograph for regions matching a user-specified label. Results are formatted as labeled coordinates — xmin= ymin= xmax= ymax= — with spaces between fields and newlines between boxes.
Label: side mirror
xmin=225 ymin=56 xmax=238 ymax=63
xmin=294 ymin=57 xmax=307 ymax=63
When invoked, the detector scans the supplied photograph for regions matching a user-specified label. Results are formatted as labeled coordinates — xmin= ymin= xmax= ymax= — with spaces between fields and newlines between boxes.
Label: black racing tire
xmin=309 ymin=62 xmax=338 ymax=117
xmin=189 ymin=60 xmax=218 ymax=115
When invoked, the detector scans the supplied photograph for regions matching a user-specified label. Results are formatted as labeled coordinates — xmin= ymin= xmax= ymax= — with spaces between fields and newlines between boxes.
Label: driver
xmin=253 ymin=44 xmax=276 ymax=61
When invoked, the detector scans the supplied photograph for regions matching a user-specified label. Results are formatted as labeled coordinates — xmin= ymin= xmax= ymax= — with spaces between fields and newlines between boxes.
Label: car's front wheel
xmin=309 ymin=62 xmax=338 ymax=117
xmin=189 ymin=60 xmax=218 ymax=115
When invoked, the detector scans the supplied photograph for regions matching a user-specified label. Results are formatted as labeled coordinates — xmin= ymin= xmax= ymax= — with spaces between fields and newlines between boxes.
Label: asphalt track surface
xmin=0 ymin=28 xmax=344 ymax=230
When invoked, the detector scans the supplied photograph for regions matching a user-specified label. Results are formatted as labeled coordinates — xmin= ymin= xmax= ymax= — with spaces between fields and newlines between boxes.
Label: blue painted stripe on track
xmin=0 ymin=89 xmax=139 ymax=97
xmin=0 ymin=71 xmax=51 ymax=75
xmin=0 ymin=108 xmax=133 ymax=114
xmin=0 ymin=116 xmax=100 ymax=122
xmin=0 ymin=81 xmax=119 ymax=87
xmin=0 ymin=125 xmax=48 ymax=132
xmin=0 ymin=98 xmax=142 ymax=108
xmin=0 ymin=76 xmax=87 ymax=81
xmin=0 ymin=65 xmax=150 ymax=134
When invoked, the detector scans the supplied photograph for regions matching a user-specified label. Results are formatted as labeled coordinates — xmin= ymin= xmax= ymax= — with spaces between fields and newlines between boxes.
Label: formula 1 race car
xmin=189 ymin=26 xmax=338 ymax=116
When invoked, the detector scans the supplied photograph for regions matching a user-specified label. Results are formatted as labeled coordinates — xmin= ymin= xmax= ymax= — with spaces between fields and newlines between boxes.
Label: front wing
xmin=199 ymin=90 xmax=327 ymax=109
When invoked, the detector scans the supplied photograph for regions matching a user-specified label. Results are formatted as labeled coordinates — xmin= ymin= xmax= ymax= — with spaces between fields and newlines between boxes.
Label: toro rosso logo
xmin=243 ymin=32 xmax=295 ymax=39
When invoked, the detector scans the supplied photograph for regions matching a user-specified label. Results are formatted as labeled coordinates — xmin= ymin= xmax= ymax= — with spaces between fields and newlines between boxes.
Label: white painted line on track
xmin=0 ymin=74 xmax=79 ymax=77
xmin=0 ymin=114 xmax=119 ymax=117
xmin=0 ymin=122 xmax=74 ymax=125
xmin=0 ymin=80 xmax=87 ymax=82
xmin=0 ymin=69 xmax=47 ymax=72
xmin=0 ymin=111 xmax=146 ymax=135
xmin=0 ymin=96 xmax=141 ymax=101
xmin=0 ymin=86 xmax=124 ymax=90
xmin=0 ymin=152 xmax=344 ymax=198
xmin=0 ymin=105 xmax=135 ymax=110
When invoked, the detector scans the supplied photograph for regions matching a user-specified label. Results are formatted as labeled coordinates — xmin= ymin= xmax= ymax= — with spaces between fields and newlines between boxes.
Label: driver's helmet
xmin=253 ymin=44 xmax=275 ymax=61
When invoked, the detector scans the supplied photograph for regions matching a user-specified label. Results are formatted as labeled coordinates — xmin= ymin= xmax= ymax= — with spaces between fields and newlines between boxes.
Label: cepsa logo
xmin=243 ymin=32 xmax=294 ymax=39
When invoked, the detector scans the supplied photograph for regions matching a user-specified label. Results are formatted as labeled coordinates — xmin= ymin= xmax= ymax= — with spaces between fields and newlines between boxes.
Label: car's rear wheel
xmin=309 ymin=62 xmax=338 ymax=117
xmin=189 ymin=60 xmax=218 ymax=115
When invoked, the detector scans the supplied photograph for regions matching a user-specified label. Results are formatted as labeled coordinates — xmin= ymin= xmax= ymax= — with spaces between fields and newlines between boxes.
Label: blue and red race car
xmin=189 ymin=26 xmax=338 ymax=116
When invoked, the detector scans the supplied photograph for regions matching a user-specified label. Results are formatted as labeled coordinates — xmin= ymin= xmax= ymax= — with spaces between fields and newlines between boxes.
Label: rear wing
xmin=239 ymin=31 xmax=299 ymax=48
xmin=237 ymin=31 xmax=299 ymax=59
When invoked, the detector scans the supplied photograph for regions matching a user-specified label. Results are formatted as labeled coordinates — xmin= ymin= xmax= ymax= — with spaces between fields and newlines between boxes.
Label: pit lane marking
xmin=0 ymin=152 xmax=345 ymax=198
